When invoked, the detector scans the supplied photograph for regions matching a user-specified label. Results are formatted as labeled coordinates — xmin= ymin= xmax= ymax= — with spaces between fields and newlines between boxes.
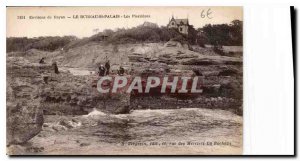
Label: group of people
xmin=40 ymin=57 xmax=125 ymax=77
xmin=98 ymin=60 xmax=125 ymax=76
xmin=98 ymin=61 xmax=110 ymax=76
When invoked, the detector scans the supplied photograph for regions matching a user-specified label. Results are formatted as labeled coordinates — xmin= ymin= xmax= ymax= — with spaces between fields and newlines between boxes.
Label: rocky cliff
xmin=6 ymin=57 xmax=50 ymax=145
xmin=6 ymin=56 xmax=131 ymax=148
xmin=128 ymin=41 xmax=243 ymax=115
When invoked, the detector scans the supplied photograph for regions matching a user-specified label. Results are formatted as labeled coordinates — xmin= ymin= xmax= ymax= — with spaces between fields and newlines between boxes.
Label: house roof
xmin=173 ymin=19 xmax=188 ymax=25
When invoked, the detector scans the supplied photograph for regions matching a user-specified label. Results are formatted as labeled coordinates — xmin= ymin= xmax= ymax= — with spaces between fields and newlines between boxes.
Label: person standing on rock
xmin=98 ymin=65 xmax=106 ymax=76
xmin=39 ymin=57 xmax=45 ymax=64
xmin=105 ymin=60 xmax=110 ymax=75
xmin=118 ymin=66 xmax=125 ymax=76
xmin=52 ymin=62 xmax=59 ymax=74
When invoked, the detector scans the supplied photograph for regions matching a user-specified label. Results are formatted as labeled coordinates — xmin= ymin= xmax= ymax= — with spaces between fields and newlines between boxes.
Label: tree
xmin=196 ymin=20 xmax=243 ymax=46
xmin=187 ymin=25 xmax=197 ymax=44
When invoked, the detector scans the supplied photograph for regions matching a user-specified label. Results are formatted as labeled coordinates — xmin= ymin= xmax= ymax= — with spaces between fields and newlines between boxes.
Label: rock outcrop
xmin=6 ymin=57 xmax=132 ymax=146
xmin=6 ymin=57 xmax=51 ymax=145
xmin=127 ymin=41 xmax=243 ymax=115
xmin=40 ymin=73 xmax=131 ymax=115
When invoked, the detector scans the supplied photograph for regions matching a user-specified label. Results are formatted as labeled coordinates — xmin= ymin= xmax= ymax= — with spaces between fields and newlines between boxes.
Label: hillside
xmin=22 ymin=41 xmax=241 ymax=70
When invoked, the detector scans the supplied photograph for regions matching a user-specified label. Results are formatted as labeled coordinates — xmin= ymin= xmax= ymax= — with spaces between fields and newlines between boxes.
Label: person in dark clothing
xmin=43 ymin=76 xmax=49 ymax=84
xmin=98 ymin=65 xmax=106 ymax=76
xmin=52 ymin=62 xmax=59 ymax=74
xmin=39 ymin=57 xmax=45 ymax=64
xmin=118 ymin=66 xmax=125 ymax=76
xmin=105 ymin=60 xmax=110 ymax=75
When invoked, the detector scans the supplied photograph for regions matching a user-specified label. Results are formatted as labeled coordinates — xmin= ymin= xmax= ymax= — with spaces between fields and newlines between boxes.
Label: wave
xmin=85 ymin=108 xmax=107 ymax=117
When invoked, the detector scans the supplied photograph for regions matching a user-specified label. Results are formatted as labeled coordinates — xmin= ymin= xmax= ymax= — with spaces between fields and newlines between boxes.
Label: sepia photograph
xmin=6 ymin=6 xmax=243 ymax=155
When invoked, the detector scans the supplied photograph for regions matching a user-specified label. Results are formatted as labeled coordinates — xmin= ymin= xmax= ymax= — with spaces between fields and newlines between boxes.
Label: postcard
xmin=6 ymin=6 xmax=243 ymax=155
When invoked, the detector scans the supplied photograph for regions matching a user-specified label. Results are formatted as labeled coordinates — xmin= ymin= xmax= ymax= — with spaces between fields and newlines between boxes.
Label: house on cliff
xmin=167 ymin=15 xmax=190 ymax=35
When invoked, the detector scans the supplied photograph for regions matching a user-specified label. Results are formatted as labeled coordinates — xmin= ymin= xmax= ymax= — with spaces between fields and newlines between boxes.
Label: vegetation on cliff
xmin=7 ymin=20 xmax=242 ymax=52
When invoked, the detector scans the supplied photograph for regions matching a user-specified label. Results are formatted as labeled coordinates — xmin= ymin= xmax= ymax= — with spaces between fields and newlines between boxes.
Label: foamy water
xmin=31 ymin=108 xmax=243 ymax=155
xmin=85 ymin=108 xmax=107 ymax=117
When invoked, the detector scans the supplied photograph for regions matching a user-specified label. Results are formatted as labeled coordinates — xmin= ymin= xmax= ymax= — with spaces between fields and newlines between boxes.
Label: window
xmin=179 ymin=27 xmax=183 ymax=31
xmin=172 ymin=22 xmax=175 ymax=25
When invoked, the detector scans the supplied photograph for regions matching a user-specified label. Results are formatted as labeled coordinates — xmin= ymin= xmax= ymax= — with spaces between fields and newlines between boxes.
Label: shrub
xmin=7 ymin=36 xmax=77 ymax=52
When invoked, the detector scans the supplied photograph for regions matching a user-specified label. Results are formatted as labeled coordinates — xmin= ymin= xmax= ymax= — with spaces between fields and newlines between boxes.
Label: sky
xmin=7 ymin=6 xmax=243 ymax=38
